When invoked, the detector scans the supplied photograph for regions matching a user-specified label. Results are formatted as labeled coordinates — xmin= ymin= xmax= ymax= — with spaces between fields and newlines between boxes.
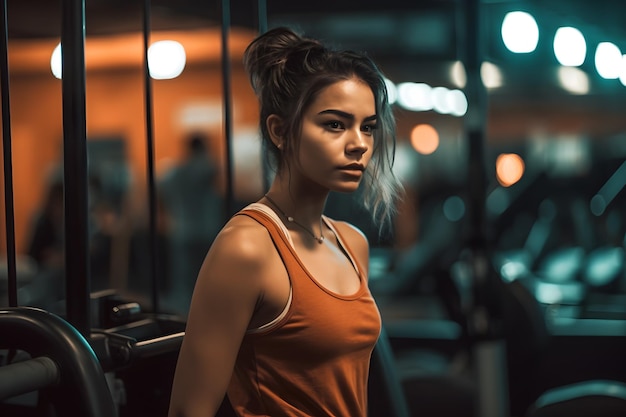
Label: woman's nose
xmin=346 ymin=130 xmax=369 ymax=155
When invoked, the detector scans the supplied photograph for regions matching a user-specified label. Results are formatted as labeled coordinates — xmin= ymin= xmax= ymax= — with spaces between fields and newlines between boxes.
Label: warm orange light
xmin=410 ymin=124 xmax=439 ymax=155
xmin=9 ymin=28 xmax=256 ymax=74
xmin=496 ymin=153 xmax=525 ymax=187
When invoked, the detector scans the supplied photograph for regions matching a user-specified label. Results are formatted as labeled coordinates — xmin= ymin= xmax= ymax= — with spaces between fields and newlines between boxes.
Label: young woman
xmin=168 ymin=27 xmax=402 ymax=417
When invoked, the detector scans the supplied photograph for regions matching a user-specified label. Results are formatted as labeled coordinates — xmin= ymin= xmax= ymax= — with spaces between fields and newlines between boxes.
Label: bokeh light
xmin=502 ymin=11 xmax=539 ymax=53
xmin=496 ymin=153 xmax=525 ymax=186
xmin=148 ymin=40 xmax=187 ymax=80
xmin=410 ymin=124 xmax=439 ymax=155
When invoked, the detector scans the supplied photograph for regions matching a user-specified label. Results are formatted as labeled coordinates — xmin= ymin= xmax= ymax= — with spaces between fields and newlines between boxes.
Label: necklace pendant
xmin=317 ymin=236 xmax=324 ymax=244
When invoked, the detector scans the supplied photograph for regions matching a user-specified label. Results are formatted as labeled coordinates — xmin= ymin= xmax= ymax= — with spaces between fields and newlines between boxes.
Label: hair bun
xmin=243 ymin=27 xmax=321 ymax=95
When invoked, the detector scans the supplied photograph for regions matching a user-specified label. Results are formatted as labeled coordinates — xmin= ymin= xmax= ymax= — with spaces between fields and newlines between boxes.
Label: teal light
xmin=595 ymin=42 xmax=622 ymax=79
xmin=553 ymin=27 xmax=586 ymax=67
xmin=501 ymin=11 xmax=539 ymax=53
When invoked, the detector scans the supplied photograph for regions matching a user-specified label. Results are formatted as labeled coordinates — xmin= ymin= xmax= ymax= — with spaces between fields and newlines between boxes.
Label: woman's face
xmin=295 ymin=77 xmax=377 ymax=194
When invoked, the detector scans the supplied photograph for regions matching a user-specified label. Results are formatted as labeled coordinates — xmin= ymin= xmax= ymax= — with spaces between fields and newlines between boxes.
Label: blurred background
xmin=1 ymin=1 xmax=626 ymax=416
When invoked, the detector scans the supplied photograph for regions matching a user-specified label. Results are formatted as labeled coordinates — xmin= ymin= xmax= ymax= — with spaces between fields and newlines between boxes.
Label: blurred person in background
xmin=158 ymin=132 xmax=224 ymax=315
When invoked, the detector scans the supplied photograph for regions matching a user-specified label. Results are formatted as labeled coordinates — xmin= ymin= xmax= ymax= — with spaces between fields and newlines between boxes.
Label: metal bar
xmin=221 ymin=0 xmax=234 ymax=216
xmin=142 ymin=0 xmax=159 ymax=313
xmin=256 ymin=0 xmax=271 ymax=192
xmin=595 ymin=160 xmax=626 ymax=208
xmin=0 ymin=0 xmax=17 ymax=306
xmin=134 ymin=331 xmax=184 ymax=358
xmin=256 ymin=0 xmax=267 ymax=34
xmin=0 ymin=356 xmax=59 ymax=400
xmin=61 ymin=0 xmax=90 ymax=336
xmin=463 ymin=1 xmax=488 ymax=236
xmin=1 ymin=307 xmax=117 ymax=415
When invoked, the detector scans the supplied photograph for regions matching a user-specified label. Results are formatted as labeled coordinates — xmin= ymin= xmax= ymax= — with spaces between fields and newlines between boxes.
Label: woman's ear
xmin=266 ymin=114 xmax=284 ymax=149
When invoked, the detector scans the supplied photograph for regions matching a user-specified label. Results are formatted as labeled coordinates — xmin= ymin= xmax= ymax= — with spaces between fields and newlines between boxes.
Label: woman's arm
xmin=168 ymin=217 xmax=270 ymax=417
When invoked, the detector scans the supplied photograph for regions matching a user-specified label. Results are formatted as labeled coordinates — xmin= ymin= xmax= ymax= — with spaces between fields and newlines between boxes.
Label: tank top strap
xmin=322 ymin=217 xmax=363 ymax=279
xmin=236 ymin=205 xmax=302 ymax=280
xmin=240 ymin=204 xmax=366 ymax=283
xmin=241 ymin=203 xmax=295 ymax=246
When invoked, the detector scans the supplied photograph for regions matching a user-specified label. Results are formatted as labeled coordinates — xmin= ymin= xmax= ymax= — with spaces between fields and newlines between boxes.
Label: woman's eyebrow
xmin=318 ymin=109 xmax=377 ymax=122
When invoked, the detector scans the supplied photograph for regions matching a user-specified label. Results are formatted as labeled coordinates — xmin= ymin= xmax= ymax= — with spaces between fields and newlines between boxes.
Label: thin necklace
xmin=264 ymin=194 xmax=325 ymax=244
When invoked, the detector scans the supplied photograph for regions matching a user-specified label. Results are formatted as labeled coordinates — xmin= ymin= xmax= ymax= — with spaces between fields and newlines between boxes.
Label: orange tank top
xmin=226 ymin=206 xmax=381 ymax=417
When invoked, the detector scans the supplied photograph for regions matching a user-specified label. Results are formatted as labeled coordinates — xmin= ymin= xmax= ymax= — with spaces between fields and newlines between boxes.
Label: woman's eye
xmin=362 ymin=124 xmax=378 ymax=134
xmin=325 ymin=121 xmax=343 ymax=130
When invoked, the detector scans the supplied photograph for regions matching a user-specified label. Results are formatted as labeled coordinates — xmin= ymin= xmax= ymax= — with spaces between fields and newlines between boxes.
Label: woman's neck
xmin=262 ymin=186 xmax=327 ymax=228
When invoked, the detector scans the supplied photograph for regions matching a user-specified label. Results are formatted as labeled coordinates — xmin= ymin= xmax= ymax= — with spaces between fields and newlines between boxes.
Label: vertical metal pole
xmin=0 ymin=0 xmax=17 ymax=307
xmin=256 ymin=0 xmax=267 ymax=34
xmin=255 ymin=0 xmax=271 ymax=192
xmin=461 ymin=1 xmax=509 ymax=416
xmin=221 ymin=0 xmax=235 ymax=215
xmin=62 ymin=0 xmax=90 ymax=335
xmin=463 ymin=0 xmax=488 ymax=251
xmin=142 ymin=0 xmax=159 ymax=313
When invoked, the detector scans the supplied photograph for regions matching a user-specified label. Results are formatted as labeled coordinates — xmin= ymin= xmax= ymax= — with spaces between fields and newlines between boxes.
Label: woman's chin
xmin=332 ymin=182 xmax=361 ymax=194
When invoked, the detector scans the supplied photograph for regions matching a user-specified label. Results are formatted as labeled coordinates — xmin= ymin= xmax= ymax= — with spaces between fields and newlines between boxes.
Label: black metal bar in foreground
xmin=0 ymin=0 xmax=18 ymax=307
xmin=61 ymin=0 xmax=90 ymax=336
xmin=142 ymin=0 xmax=160 ymax=313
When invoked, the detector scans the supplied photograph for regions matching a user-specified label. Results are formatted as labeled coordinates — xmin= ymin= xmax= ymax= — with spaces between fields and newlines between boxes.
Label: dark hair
xmin=243 ymin=27 xmax=402 ymax=232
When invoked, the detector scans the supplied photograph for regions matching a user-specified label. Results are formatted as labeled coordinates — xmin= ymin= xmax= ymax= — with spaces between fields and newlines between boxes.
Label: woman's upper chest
xmin=290 ymin=230 xmax=363 ymax=296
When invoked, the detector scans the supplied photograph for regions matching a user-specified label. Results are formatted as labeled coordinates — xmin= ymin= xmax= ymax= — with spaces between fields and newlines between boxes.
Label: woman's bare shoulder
xmin=189 ymin=213 xmax=277 ymax=309
xmin=207 ymin=214 xmax=274 ymax=267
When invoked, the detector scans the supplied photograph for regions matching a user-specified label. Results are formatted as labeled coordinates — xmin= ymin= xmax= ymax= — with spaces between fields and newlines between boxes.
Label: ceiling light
xmin=553 ymin=27 xmax=586 ymax=67
xmin=595 ymin=42 xmax=622 ymax=79
xmin=148 ymin=40 xmax=186 ymax=80
xmin=50 ymin=42 xmax=62 ymax=79
xmin=396 ymin=82 xmax=433 ymax=112
xmin=501 ymin=11 xmax=539 ymax=53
